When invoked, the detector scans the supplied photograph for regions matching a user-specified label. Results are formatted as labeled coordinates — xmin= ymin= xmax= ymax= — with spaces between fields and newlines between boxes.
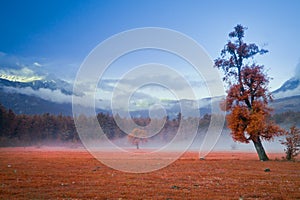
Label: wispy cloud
xmin=33 ymin=62 xmax=42 ymax=67
xmin=0 ymin=52 xmax=47 ymax=76
xmin=3 ymin=86 xmax=72 ymax=104
xmin=0 ymin=52 xmax=225 ymax=111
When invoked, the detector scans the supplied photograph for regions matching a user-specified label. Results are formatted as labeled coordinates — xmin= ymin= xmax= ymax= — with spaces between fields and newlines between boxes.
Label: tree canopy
xmin=127 ymin=128 xmax=148 ymax=149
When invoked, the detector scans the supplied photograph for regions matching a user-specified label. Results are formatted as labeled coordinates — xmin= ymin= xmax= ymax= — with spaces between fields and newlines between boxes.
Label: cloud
xmin=3 ymin=86 xmax=72 ymax=104
xmin=33 ymin=62 xmax=42 ymax=67
xmin=0 ymin=66 xmax=45 ymax=82
xmin=0 ymin=52 xmax=224 ymax=111
xmin=94 ymin=73 xmax=218 ymax=108
xmin=98 ymin=79 xmax=117 ymax=92
xmin=2 ymin=83 xmax=113 ymax=109
xmin=116 ymin=73 xmax=189 ymax=91
xmin=111 ymin=90 xmax=160 ymax=110
xmin=0 ymin=52 xmax=79 ymax=82
xmin=0 ymin=52 xmax=48 ymax=78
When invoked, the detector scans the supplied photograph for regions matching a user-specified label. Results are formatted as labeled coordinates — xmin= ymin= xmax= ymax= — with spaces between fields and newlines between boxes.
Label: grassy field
xmin=0 ymin=148 xmax=299 ymax=199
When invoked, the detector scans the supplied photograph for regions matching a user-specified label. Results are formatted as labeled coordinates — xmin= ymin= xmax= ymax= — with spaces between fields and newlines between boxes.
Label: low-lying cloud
xmin=3 ymin=86 xmax=72 ymax=104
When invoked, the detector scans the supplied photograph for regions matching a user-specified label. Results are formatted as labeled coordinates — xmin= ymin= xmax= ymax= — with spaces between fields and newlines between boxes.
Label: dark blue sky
xmin=1 ymin=0 xmax=300 ymax=89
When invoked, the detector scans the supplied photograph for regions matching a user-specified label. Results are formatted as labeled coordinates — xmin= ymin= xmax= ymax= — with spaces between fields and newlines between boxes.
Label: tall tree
xmin=215 ymin=24 xmax=283 ymax=161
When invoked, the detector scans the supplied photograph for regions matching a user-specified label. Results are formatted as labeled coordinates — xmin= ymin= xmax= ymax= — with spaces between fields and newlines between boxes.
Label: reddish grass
xmin=0 ymin=148 xmax=299 ymax=199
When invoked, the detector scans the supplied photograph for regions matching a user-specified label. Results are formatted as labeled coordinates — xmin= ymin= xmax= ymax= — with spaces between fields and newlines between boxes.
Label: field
xmin=0 ymin=148 xmax=299 ymax=199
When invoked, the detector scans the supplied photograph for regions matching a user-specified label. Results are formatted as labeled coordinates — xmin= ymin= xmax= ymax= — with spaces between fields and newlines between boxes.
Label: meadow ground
xmin=0 ymin=148 xmax=299 ymax=199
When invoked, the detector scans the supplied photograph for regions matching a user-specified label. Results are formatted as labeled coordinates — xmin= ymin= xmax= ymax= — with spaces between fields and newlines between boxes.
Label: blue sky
xmin=1 ymin=0 xmax=300 ymax=102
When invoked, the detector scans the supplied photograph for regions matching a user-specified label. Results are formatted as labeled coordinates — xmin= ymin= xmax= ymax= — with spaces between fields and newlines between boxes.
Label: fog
xmin=9 ymin=128 xmax=285 ymax=155
xmin=22 ymin=130 xmax=285 ymax=154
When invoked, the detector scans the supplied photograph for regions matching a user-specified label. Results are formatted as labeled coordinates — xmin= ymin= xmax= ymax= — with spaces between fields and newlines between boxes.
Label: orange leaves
xmin=227 ymin=105 xmax=249 ymax=143
xmin=226 ymin=101 xmax=284 ymax=143
xmin=127 ymin=128 xmax=148 ymax=149
xmin=225 ymin=84 xmax=245 ymax=110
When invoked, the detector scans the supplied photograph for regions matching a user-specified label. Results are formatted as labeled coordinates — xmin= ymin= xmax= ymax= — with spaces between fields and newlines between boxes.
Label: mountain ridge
xmin=272 ymin=76 xmax=300 ymax=99
xmin=1 ymin=75 xmax=300 ymax=116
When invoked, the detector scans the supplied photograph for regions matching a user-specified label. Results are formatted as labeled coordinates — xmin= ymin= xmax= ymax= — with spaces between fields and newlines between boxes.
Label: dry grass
xmin=0 ymin=148 xmax=299 ymax=199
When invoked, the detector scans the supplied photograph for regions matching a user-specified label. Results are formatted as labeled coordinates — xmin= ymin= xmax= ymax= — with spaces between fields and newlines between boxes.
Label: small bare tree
xmin=280 ymin=125 xmax=300 ymax=161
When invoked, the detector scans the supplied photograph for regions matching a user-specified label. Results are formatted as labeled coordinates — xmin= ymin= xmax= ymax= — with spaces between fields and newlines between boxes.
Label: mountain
xmin=0 ymin=74 xmax=74 ymax=95
xmin=272 ymin=77 xmax=300 ymax=99
xmin=268 ymin=76 xmax=300 ymax=112
xmin=1 ymin=72 xmax=300 ymax=116
xmin=0 ymin=87 xmax=73 ymax=115
xmin=270 ymin=95 xmax=300 ymax=113
xmin=0 ymin=76 xmax=216 ymax=117
xmin=0 ymin=73 xmax=76 ymax=115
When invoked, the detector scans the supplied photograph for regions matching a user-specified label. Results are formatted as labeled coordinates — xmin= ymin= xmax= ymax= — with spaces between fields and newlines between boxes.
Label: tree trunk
xmin=286 ymin=149 xmax=292 ymax=160
xmin=252 ymin=137 xmax=269 ymax=161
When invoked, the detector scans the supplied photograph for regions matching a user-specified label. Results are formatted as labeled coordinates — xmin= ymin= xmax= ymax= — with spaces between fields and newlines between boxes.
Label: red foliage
xmin=223 ymin=65 xmax=283 ymax=143
xmin=127 ymin=128 xmax=148 ymax=149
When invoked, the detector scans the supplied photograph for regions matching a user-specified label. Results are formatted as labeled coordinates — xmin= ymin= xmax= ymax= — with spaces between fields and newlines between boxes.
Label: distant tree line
xmin=271 ymin=111 xmax=300 ymax=126
xmin=0 ymin=104 xmax=211 ymax=147
xmin=1 ymin=103 xmax=299 ymax=147
xmin=0 ymin=104 xmax=78 ymax=147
